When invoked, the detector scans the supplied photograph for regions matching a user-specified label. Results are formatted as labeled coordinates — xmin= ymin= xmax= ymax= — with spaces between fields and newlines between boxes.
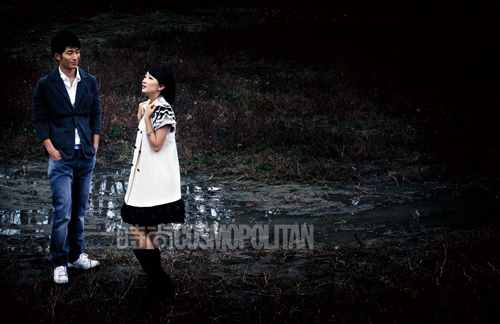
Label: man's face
xmin=54 ymin=47 xmax=80 ymax=72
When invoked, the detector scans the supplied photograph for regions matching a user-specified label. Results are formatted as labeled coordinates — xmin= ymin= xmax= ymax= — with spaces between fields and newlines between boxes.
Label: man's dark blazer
xmin=33 ymin=67 xmax=101 ymax=159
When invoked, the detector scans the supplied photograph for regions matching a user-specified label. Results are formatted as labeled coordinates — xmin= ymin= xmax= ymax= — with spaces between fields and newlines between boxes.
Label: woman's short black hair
xmin=51 ymin=30 xmax=81 ymax=55
xmin=148 ymin=66 xmax=176 ymax=104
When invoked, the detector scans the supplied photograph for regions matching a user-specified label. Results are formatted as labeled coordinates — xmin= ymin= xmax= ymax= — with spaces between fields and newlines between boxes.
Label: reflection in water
xmin=84 ymin=172 xmax=239 ymax=234
xmin=88 ymin=174 xmax=125 ymax=223
xmin=0 ymin=229 xmax=21 ymax=235
xmin=187 ymin=184 xmax=233 ymax=224
xmin=0 ymin=209 xmax=49 ymax=236
xmin=1 ymin=168 xmax=499 ymax=247
xmin=0 ymin=173 xmax=12 ymax=179
xmin=0 ymin=209 xmax=49 ymax=226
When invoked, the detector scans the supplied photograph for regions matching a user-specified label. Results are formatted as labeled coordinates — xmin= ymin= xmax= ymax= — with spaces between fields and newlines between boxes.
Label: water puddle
xmin=1 ymin=165 xmax=499 ymax=250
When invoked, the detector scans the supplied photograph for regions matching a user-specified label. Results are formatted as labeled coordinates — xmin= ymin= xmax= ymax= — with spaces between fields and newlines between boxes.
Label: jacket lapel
xmin=74 ymin=67 xmax=86 ymax=109
xmin=49 ymin=68 xmax=72 ymax=106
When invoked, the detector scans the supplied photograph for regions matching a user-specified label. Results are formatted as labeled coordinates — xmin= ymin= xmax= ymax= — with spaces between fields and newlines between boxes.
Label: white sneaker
xmin=68 ymin=253 xmax=100 ymax=270
xmin=53 ymin=266 xmax=68 ymax=284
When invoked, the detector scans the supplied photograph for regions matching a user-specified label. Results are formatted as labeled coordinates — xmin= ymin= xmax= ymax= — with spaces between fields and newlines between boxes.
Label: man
xmin=33 ymin=30 xmax=101 ymax=284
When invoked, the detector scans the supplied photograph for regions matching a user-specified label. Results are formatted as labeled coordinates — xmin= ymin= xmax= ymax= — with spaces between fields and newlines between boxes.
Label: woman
xmin=121 ymin=65 xmax=185 ymax=302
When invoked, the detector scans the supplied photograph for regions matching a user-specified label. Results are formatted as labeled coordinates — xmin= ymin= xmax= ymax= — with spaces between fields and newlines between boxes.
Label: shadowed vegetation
xmin=0 ymin=4 xmax=497 ymax=182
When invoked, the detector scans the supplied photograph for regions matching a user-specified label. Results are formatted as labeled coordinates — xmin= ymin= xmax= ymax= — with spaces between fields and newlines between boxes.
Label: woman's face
xmin=142 ymin=72 xmax=161 ymax=96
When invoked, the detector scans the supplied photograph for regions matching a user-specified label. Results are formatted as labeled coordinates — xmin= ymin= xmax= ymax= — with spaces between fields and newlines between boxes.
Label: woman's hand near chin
xmin=137 ymin=101 xmax=147 ymax=122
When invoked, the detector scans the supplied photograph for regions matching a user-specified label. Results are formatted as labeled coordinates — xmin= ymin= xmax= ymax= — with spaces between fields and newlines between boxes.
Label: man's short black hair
xmin=51 ymin=30 xmax=81 ymax=55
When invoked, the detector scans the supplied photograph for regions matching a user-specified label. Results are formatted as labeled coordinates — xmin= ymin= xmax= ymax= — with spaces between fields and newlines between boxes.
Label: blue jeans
xmin=48 ymin=150 xmax=95 ymax=267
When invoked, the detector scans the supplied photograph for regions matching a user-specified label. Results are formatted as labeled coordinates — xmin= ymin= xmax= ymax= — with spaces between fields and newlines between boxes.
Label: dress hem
xmin=121 ymin=199 xmax=186 ymax=226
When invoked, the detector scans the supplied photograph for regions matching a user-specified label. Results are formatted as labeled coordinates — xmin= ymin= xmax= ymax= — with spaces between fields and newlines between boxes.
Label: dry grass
xmin=1 ymin=6 xmax=494 ymax=182
xmin=1 ymin=225 xmax=500 ymax=323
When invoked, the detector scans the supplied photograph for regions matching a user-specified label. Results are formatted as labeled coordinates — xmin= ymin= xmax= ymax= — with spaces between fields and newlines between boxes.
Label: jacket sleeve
xmin=32 ymin=79 xmax=51 ymax=143
xmin=89 ymin=75 xmax=102 ymax=135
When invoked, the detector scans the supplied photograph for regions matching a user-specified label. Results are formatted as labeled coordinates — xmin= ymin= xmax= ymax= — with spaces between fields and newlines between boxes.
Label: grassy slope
xmin=0 ymin=3 xmax=497 ymax=182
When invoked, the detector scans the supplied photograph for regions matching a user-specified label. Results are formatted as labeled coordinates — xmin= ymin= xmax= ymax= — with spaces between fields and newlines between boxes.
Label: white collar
xmin=58 ymin=66 xmax=81 ymax=82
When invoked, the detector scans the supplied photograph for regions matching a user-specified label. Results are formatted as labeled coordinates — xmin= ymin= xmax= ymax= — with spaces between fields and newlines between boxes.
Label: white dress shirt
xmin=58 ymin=67 xmax=82 ymax=147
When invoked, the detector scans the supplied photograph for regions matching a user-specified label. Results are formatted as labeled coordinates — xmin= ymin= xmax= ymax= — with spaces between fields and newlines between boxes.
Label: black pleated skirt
xmin=121 ymin=199 xmax=186 ymax=226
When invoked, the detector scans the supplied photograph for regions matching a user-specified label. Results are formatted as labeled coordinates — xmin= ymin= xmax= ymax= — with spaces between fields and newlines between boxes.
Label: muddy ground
xmin=1 ymin=160 xmax=500 ymax=323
